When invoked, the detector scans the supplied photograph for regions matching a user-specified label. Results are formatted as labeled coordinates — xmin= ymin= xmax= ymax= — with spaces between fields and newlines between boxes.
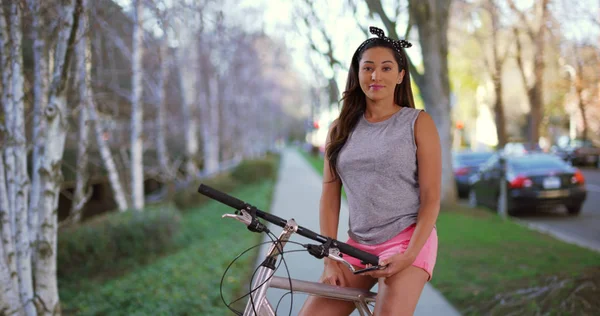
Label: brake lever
xmin=222 ymin=209 xmax=269 ymax=233
xmin=222 ymin=209 xmax=252 ymax=225
xmin=327 ymin=248 xmax=356 ymax=273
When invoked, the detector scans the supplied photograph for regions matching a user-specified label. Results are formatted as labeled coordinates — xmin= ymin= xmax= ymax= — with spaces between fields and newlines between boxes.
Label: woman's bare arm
xmin=320 ymin=122 xmax=343 ymax=265
xmin=404 ymin=111 xmax=442 ymax=259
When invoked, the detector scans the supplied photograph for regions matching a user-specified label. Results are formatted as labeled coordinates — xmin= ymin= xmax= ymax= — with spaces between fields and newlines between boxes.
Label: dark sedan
xmin=453 ymin=151 xmax=494 ymax=198
xmin=468 ymin=153 xmax=587 ymax=216
xmin=551 ymin=139 xmax=600 ymax=167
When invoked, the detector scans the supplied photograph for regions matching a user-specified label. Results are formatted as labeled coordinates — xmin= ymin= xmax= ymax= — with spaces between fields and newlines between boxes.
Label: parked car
xmin=468 ymin=152 xmax=587 ymax=216
xmin=501 ymin=142 xmax=543 ymax=155
xmin=551 ymin=139 xmax=600 ymax=167
xmin=453 ymin=151 xmax=494 ymax=198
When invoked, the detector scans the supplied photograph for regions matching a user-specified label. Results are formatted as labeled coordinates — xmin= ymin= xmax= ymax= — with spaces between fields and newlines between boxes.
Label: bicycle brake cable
xmin=221 ymin=233 xmax=306 ymax=315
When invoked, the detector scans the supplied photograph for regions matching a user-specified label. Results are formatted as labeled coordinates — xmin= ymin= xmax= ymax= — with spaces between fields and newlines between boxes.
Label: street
xmin=517 ymin=167 xmax=600 ymax=252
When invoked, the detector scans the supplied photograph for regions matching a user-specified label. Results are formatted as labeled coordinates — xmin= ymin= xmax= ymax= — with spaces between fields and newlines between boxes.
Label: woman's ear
xmin=397 ymin=69 xmax=405 ymax=84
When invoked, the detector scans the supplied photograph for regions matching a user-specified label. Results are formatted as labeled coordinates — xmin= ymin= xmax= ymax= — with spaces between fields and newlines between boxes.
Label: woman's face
xmin=358 ymin=47 xmax=405 ymax=103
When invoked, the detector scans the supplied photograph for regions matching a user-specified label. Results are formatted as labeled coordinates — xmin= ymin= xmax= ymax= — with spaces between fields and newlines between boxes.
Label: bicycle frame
xmin=243 ymin=219 xmax=377 ymax=316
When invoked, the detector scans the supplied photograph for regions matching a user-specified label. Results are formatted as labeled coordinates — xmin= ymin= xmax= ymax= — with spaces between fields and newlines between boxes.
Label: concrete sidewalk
xmin=255 ymin=148 xmax=460 ymax=315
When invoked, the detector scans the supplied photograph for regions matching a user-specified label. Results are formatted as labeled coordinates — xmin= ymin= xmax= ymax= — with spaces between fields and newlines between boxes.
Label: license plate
xmin=538 ymin=190 xmax=567 ymax=198
xmin=543 ymin=176 xmax=561 ymax=189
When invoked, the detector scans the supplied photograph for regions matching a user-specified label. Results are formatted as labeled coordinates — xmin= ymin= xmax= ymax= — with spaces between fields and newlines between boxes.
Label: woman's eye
xmin=363 ymin=67 xmax=372 ymax=71
xmin=383 ymin=67 xmax=392 ymax=71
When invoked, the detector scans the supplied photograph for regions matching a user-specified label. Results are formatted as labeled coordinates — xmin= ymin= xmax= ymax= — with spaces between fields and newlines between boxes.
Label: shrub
xmin=172 ymin=174 xmax=239 ymax=211
xmin=230 ymin=155 xmax=278 ymax=184
xmin=57 ymin=204 xmax=181 ymax=280
xmin=173 ymin=154 xmax=280 ymax=210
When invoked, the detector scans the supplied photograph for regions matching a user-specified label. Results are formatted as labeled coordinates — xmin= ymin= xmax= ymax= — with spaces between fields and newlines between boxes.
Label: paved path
xmin=255 ymin=148 xmax=460 ymax=315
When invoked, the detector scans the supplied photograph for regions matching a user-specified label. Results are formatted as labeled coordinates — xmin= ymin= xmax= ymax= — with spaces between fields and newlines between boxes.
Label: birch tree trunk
xmin=26 ymin=0 xmax=49 ymax=249
xmin=198 ymin=51 xmax=220 ymax=175
xmin=32 ymin=0 xmax=80 ymax=313
xmin=7 ymin=1 xmax=36 ymax=314
xmin=70 ymin=1 xmax=93 ymax=223
xmin=130 ymin=0 xmax=145 ymax=210
xmin=201 ymin=78 xmax=221 ymax=175
xmin=88 ymin=103 xmax=129 ymax=211
xmin=0 ymin=4 xmax=21 ymax=313
xmin=0 ymin=154 xmax=21 ymax=315
xmin=176 ymin=42 xmax=199 ymax=180
xmin=156 ymin=37 xmax=172 ymax=180
xmin=85 ymin=1 xmax=128 ymax=212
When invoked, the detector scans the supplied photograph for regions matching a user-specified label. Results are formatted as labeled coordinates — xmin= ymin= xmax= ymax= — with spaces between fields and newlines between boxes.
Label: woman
xmin=299 ymin=26 xmax=441 ymax=316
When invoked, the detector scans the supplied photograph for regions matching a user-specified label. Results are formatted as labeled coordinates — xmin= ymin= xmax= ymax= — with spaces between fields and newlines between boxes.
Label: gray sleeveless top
xmin=337 ymin=107 xmax=422 ymax=245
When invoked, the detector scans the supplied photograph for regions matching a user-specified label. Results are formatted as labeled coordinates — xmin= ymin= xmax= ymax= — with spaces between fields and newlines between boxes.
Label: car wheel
xmin=468 ymin=189 xmax=478 ymax=208
xmin=567 ymin=205 xmax=582 ymax=216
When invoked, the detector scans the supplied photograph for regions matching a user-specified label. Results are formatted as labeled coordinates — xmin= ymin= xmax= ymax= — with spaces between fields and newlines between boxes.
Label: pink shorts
xmin=344 ymin=224 xmax=438 ymax=281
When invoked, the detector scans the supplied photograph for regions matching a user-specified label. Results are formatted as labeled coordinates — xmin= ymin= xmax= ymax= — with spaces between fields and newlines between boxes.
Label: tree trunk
xmin=176 ymin=47 xmax=200 ymax=179
xmin=70 ymin=1 xmax=93 ymax=223
xmin=198 ymin=50 xmax=220 ymax=175
xmin=155 ymin=37 xmax=172 ymax=181
xmin=488 ymin=0 xmax=508 ymax=148
xmin=26 ymin=0 xmax=49 ymax=250
xmin=88 ymin=104 xmax=129 ymax=211
xmin=0 ymin=154 xmax=21 ymax=316
xmin=0 ymin=4 xmax=21 ymax=311
xmin=509 ymin=0 xmax=549 ymax=146
xmin=130 ymin=0 xmax=144 ymax=210
xmin=202 ymin=78 xmax=221 ymax=175
xmin=408 ymin=0 xmax=457 ymax=203
xmin=493 ymin=79 xmax=508 ymax=147
xmin=32 ymin=0 xmax=80 ymax=313
xmin=528 ymin=0 xmax=549 ymax=146
xmin=7 ymin=2 xmax=36 ymax=314
xmin=575 ymin=61 xmax=588 ymax=140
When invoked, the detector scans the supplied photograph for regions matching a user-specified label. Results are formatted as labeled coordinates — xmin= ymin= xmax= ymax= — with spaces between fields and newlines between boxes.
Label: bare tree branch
xmin=506 ymin=0 xmax=535 ymax=40
xmin=512 ymin=27 xmax=530 ymax=89
xmin=363 ymin=0 xmax=424 ymax=89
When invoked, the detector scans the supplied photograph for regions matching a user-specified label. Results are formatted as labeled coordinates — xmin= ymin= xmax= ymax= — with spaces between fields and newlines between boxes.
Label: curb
xmin=515 ymin=219 xmax=600 ymax=254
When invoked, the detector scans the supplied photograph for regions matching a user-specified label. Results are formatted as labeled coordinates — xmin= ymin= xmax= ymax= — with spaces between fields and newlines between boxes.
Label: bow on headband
xmin=357 ymin=26 xmax=412 ymax=64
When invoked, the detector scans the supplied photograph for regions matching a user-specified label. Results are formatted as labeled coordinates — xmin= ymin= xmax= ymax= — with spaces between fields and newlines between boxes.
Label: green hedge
xmin=173 ymin=154 xmax=280 ymax=210
xmin=230 ymin=155 xmax=278 ymax=184
xmin=57 ymin=204 xmax=181 ymax=280
xmin=57 ymin=154 xmax=280 ymax=283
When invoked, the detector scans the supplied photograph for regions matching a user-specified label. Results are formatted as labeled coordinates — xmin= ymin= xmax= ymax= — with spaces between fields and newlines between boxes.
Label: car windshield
xmin=509 ymin=155 xmax=569 ymax=172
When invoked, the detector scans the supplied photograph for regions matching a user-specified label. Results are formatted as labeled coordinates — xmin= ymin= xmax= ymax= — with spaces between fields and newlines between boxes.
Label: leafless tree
xmin=508 ymin=0 xmax=550 ymax=146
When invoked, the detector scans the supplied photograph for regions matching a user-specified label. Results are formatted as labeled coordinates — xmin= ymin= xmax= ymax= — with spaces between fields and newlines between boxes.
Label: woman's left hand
xmin=363 ymin=252 xmax=416 ymax=279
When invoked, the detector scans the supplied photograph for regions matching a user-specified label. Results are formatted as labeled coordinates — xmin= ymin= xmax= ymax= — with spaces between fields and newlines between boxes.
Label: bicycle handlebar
xmin=198 ymin=184 xmax=379 ymax=266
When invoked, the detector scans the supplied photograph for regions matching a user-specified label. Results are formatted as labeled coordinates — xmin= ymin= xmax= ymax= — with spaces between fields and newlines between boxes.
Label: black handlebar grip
xmin=198 ymin=184 xmax=246 ymax=210
xmin=334 ymin=241 xmax=379 ymax=266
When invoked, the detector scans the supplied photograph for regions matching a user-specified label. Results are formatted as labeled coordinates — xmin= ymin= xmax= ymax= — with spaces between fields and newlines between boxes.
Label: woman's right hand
xmin=321 ymin=260 xmax=347 ymax=287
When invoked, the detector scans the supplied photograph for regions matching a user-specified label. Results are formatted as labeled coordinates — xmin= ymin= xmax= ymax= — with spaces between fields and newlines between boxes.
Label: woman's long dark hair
xmin=326 ymin=39 xmax=415 ymax=180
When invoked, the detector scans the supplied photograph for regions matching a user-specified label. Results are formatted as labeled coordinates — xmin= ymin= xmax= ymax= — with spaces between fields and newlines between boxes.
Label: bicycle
xmin=198 ymin=184 xmax=383 ymax=316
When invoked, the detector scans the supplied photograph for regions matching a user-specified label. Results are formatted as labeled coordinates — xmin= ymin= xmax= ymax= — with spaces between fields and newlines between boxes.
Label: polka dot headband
xmin=356 ymin=26 xmax=412 ymax=65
